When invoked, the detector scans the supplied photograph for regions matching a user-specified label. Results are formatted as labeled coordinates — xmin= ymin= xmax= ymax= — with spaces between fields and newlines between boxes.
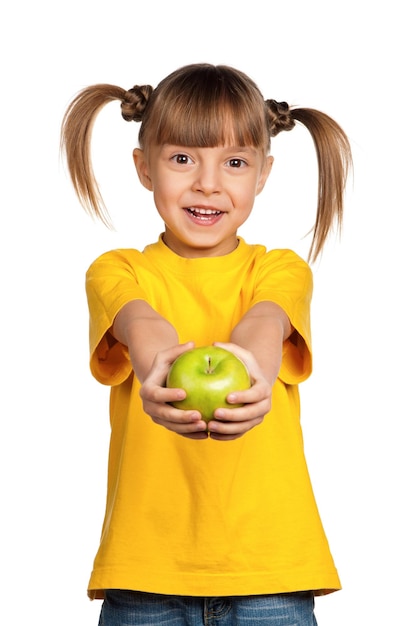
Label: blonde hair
xmin=61 ymin=63 xmax=352 ymax=261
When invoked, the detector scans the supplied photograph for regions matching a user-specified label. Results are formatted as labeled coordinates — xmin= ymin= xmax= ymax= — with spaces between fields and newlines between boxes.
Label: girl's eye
xmin=227 ymin=158 xmax=246 ymax=168
xmin=173 ymin=154 xmax=191 ymax=165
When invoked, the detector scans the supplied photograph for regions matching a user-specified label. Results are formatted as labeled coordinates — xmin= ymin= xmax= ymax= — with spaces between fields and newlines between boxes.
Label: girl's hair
xmin=61 ymin=63 xmax=352 ymax=261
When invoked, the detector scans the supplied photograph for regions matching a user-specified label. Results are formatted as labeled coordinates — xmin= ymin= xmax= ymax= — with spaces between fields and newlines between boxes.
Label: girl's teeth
xmin=189 ymin=208 xmax=220 ymax=215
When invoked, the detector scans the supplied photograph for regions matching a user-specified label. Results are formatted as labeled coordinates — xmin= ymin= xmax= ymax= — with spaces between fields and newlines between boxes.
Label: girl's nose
xmin=192 ymin=164 xmax=221 ymax=195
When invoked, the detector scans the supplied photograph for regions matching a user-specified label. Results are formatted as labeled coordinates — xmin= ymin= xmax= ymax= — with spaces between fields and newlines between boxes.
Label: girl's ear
xmin=133 ymin=148 xmax=153 ymax=191
xmin=256 ymin=155 xmax=274 ymax=195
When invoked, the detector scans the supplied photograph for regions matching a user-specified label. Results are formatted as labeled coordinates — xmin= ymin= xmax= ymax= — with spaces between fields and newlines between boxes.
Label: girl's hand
xmin=206 ymin=342 xmax=273 ymax=441
xmin=139 ymin=342 xmax=209 ymax=440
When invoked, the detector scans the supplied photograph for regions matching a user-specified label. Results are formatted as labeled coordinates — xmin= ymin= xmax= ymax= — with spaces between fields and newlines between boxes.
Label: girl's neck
xmin=161 ymin=231 xmax=240 ymax=258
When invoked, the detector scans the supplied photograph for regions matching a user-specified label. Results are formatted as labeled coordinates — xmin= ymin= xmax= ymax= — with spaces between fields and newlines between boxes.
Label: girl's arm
xmin=112 ymin=299 xmax=179 ymax=382
xmin=112 ymin=300 xmax=208 ymax=439
xmin=111 ymin=299 xmax=292 ymax=441
xmin=230 ymin=301 xmax=292 ymax=385
xmin=208 ymin=301 xmax=292 ymax=441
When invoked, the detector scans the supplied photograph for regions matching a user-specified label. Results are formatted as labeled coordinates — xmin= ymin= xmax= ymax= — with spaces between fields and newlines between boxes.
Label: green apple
xmin=166 ymin=345 xmax=251 ymax=422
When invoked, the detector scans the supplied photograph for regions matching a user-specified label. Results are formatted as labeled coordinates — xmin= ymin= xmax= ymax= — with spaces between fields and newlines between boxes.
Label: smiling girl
xmin=61 ymin=63 xmax=352 ymax=625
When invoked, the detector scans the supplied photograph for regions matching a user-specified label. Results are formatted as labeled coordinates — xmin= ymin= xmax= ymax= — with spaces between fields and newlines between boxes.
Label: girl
xmin=61 ymin=64 xmax=352 ymax=626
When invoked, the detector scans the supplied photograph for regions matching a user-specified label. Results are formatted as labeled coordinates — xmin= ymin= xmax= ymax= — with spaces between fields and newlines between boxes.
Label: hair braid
xmin=265 ymin=100 xmax=296 ymax=136
xmin=121 ymin=85 xmax=153 ymax=122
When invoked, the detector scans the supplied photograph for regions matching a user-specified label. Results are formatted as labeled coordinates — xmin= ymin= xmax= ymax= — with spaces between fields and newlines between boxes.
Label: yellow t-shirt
xmin=85 ymin=236 xmax=340 ymax=599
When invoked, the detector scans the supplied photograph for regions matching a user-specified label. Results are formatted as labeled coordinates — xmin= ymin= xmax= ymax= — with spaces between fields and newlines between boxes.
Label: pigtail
xmin=60 ymin=83 xmax=153 ymax=224
xmin=266 ymin=101 xmax=352 ymax=262
xmin=292 ymin=108 xmax=352 ymax=262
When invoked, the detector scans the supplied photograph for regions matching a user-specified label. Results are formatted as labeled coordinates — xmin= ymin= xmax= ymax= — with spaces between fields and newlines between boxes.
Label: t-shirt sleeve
xmin=250 ymin=249 xmax=313 ymax=385
xmin=85 ymin=249 xmax=147 ymax=386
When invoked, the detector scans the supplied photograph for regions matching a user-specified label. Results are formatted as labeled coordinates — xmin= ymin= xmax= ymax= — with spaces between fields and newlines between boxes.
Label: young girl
xmin=61 ymin=64 xmax=352 ymax=626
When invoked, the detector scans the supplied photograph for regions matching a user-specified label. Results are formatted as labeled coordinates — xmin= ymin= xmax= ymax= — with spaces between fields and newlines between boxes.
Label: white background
xmin=1 ymin=1 xmax=414 ymax=624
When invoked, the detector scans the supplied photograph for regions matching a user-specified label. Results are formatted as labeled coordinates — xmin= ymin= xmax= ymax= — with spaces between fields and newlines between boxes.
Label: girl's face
xmin=133 ymin=143 xmax=273 ymax=258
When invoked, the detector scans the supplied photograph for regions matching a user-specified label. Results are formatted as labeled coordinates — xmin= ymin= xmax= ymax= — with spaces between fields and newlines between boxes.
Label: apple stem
xmin=207 ymin=356 xmax=213 ymax=374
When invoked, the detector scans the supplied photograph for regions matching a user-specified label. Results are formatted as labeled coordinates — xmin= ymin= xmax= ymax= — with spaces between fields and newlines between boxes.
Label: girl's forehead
xmin=153 ymin=119 xmax=265 ymax=149
xmin=158 ymin=143 xmax=259 ymax=153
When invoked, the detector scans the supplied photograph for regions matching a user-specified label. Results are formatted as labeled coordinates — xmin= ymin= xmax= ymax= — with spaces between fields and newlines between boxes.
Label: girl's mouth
xmin=185 ymin=207 xmax=223 ymax=223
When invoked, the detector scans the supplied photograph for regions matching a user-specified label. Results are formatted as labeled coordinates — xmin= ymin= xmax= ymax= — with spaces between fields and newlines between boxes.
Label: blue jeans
xmin=98 ymin=590 xmax=318 ymax=625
